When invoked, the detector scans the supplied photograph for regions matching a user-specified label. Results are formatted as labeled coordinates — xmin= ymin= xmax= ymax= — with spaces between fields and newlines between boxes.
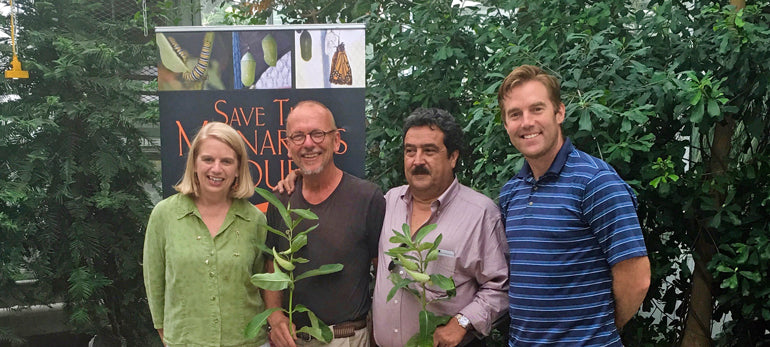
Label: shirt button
xmin=210 ymin=296 xmax=216 ymax=301
xmin=204 ymin=259 xmax=209 ymax=265
xmin=394 ymin=329 xmax=398 ymax=333
xmin=210 ymin=251 xmax=215 ymax=256
xmin=533 ymin=186 xmax=538 ymax=191
xmin=209 ymin=272 xmax=215 ymax=277
xmin=213 ymin=318 xmax=219 ymax=323
xmin=197 ymin=236 xmax=201 ymax=240
xmin=528 ymin=201 xmax=533 ymax=206
xmin=394 ymin=300 xmax=398 ymax=304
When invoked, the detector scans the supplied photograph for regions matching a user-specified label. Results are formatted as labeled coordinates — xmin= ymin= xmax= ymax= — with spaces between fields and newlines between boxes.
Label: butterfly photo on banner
xmin=329 ymin=42 xmax=352 ymax=85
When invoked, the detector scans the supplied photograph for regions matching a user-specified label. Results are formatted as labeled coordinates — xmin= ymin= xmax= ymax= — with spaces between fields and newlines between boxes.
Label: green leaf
xmin=293 ymin=257 xmax=309 ymax=264
xmin=255 ymin=187 xmax=291 ymax=229
xmin=429 ymin=234 xmax=443 ymax=253
xmin=405 ymin=333 xmax=433 ymax=347
xmin=405 ymin=268 xmax=430 ymax=283
xmin=250 ymin=264 xmax=291 ymax=290
xmin=416 ymin=242 xmax=434 ymax=252
xmin=707 ymin=99 xmax=720 ymax=117
xmin=244 ymin=307 xmax=281 ymax=338
xmin=407 ymin=310 xmax=451 ymax=347
xmin=389 ymin=234 xmax=411 ymax=246
xmin=413 ymin=223 xmax=437 ymax=243
xmin=397 ymin=254 xmax=419 ymax=271
xmin=709 ymin=213 xmax=722 ymax=229
xmin=272 ymin=247 xmax=295 ymax=271
xmin=295 ymin=263 xmax=344 ymax=282
xmin=426 ymin=248 xmax=438 ymax=261
xmin=721 ymin=273 xmax=738 ymax=289
xmin=429 ymin=274 xmax=455 ymax=293
xmin=295 ymin=305 xmax=334 ymax=343
xmin=735 ymin=14 xmax=745 ymax=28
xmin=690 ymin=101 xmax=704 ymax=123
xmin=386 ymin=246 xmax=411 ymax=255
xmin=386 ymin=276 xmax=414 ymax=302
xmin=579 ymin=110 xmax=593 ymax=131
xmin=292 ymin=208 xmax=318 ymax=220
xmin=739 ymin=270 xmax=761 ymax=282
xmin=296 ymin=224 xmax=319 ymax=238
xmin=715 ymin=265 xmax=734 ymax=273
xmin=689 ymin=91 xmax=702 ymax=105
xmin=262 ymin=223 xmax=289 ymax=240
xmin=290 ymin=234 xmax=308 ymax=253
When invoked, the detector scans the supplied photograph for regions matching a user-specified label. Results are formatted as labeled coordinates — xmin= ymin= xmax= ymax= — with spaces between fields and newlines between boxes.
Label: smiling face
xmin=403 ymin=125 xmax=458 ymax=201
xmin=194 ymin=138 xmax=238 ymax=200
xmin=285 ymin=102 xmax=340 ymax=176
xmin=502 ymin=79 xmax=566 ymax=173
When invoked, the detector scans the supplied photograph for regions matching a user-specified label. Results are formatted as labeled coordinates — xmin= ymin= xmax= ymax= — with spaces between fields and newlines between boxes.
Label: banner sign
xmin=156 ymin=24 xmax=366 ymax=210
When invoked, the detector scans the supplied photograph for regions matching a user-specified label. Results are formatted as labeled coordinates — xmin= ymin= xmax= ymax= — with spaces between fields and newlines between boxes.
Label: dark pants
xmin=461 ymin=338 xmax=486 ymax=347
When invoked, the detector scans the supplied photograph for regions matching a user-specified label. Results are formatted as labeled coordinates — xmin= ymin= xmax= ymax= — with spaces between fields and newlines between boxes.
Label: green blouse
xmin=143 ymin=194 xmax=268 ymax=347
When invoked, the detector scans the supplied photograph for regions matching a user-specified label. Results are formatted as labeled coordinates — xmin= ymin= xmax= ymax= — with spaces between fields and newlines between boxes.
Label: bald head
xmin=287 ymin=100 xmax=337 ymax=132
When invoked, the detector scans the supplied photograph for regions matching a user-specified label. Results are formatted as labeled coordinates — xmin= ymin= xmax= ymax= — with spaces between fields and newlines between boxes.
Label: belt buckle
xmin=296 ymin=332 xmax=313 ymax=341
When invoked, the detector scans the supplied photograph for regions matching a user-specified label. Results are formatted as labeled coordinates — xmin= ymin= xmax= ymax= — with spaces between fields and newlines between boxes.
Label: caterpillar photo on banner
xmin=181 ymin=33 xmax=213 ymax=81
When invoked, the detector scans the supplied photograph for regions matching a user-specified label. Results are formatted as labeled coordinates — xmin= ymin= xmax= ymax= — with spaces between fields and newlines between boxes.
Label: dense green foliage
xmin=1 ymin=0 xmax=159 ymax=344
xmin=236 ymin=0 xmax=770 ymax=345
xmin=1 ymin=0 xmax=767 ymax=345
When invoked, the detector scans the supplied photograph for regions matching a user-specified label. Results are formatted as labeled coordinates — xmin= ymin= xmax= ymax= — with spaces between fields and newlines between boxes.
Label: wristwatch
xmin=454 ymin=314 xmax=471 ymax=330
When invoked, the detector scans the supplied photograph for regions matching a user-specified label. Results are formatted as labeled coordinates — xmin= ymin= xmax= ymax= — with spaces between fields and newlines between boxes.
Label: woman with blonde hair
xmin=143 ymin=122 xmax=268 ymax=347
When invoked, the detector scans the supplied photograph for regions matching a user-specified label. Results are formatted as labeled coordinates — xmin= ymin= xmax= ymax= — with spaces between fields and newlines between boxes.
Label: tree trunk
xmin=681 ymin=1 xmax=743 ymax=343
xmin=681 ymin=114 xmax=735 ymax=347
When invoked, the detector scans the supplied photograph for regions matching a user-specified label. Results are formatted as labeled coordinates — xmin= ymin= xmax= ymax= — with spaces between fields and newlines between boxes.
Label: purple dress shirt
xmin=372 ymin=178 xmax=509 ymax=347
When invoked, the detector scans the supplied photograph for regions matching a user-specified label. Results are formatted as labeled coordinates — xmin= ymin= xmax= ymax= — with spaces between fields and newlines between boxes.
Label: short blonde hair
xmin=498 ymin=65 xmax=562 ymax=121
xmin=174 ymin=122 xmax=255 ymax=199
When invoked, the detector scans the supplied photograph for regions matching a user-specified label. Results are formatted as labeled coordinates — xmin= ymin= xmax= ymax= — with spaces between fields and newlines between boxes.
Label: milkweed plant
xmin=244 ymin=187 xmax=344 ymax=342
xmin=385 ymin=223 xmax=456 ymax=347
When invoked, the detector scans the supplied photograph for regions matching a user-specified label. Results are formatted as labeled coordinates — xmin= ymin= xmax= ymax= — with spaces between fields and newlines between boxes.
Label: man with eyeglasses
xmin=371 ymin=108 xmax=509 ymax=347
xmin=263 ymin=100 xmax=385 ymax=347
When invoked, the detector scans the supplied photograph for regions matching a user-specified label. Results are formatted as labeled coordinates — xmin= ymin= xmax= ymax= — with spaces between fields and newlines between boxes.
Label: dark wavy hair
xmin=402 ymin=107 xmax=465 ymax=163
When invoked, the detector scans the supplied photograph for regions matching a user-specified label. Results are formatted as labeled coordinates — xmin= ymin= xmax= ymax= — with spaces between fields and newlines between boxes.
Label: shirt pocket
xmin=423 ymin=252 xmax=457 ymax=302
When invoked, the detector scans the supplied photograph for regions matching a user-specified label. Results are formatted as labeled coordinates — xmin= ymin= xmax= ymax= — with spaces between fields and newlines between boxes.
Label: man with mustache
xmin=371 ymin=108 xmax=509 ymax=347
xmin=264 ymin=100 xmax=385 ymax=347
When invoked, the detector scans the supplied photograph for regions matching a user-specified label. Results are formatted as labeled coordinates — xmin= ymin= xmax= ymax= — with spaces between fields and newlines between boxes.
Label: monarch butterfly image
xmin=329 ymin=43 xmax=352 ymax=85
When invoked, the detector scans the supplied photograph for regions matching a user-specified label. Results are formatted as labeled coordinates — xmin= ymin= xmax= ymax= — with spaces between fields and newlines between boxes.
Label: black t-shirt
xmin=266 ymin=172 xmax=385 ymax=327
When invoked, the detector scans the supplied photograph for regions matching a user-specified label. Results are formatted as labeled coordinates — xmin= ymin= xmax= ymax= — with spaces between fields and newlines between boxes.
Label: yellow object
xmin=5 ymin=0 xmax=29 ymax=79
xmin=5 ymin=55 xmax=29 ymax=79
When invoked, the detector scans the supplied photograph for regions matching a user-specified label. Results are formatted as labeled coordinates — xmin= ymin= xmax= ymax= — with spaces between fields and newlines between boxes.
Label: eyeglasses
xmin=286 ymin=129 xmax=337 ymax=145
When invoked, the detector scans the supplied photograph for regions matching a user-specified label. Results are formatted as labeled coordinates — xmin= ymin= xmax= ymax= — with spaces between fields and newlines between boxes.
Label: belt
xmin=296 ymin=319 xmax=368 ymax=341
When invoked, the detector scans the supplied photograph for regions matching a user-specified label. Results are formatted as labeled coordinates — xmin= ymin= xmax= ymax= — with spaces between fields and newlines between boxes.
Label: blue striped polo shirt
xmin=499 ymin=138 xmax=647 ymax=346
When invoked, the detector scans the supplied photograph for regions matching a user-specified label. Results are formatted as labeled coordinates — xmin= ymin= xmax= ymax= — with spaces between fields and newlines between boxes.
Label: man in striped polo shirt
xmin=497 ymin=65 xmax=650 ymax=346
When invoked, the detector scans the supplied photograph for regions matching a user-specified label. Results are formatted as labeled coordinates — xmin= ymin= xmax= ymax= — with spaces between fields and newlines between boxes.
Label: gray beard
xmin=299 ymin=163 xmax=324 ymax=176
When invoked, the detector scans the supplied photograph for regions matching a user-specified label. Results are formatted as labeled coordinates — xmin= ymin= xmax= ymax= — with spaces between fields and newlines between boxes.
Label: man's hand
xmin=156 ymin=328 xmax=164 ymax=344
xmin=433 ymin=317 xmax=467 ymax=347
xmin=273 ymin=169 xmax=301 ymax=194
xmin=267 ymin=311 xmax=297 ymax=347
xmin=612 ymin=255 xmax=651 ymax=329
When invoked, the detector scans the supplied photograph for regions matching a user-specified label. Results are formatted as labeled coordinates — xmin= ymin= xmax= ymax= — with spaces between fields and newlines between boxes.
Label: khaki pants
xmin=295 ymin=327 xmax=370 ymax=347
